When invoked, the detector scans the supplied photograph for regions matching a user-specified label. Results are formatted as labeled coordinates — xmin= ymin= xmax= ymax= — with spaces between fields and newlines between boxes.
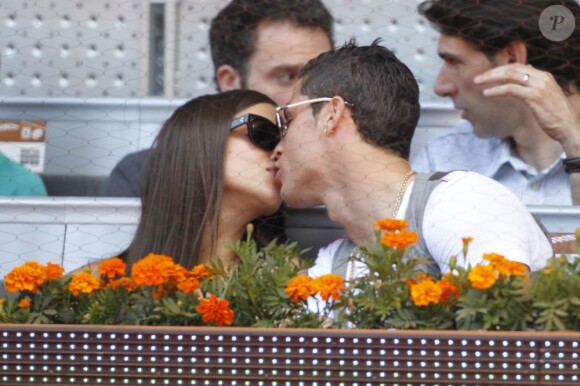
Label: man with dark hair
xmin=273 ymin=40 xmax=552 ymax=279
xmin=412 ymin=0 xmax=580 ymax=205
xmin=104 ymin=0 xmax=333 ymax=197
xmin=210 ymin=0 xmax=334 ymax=105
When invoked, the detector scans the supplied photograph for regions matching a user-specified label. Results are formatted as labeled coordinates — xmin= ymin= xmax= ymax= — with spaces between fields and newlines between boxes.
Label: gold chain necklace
xmin=348 ymin=169 xmax=415 ymax=283
xmin=391 ymin=170 xmax=416 ymax=218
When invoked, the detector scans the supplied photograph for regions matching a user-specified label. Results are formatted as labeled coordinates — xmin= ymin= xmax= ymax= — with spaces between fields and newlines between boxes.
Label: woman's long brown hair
xmin=126 ymin=90 xmax=285 ymax=268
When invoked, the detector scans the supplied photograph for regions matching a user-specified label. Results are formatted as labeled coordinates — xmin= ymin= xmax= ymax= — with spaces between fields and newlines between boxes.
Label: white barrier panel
xmin=528 ymin=206 xmax=580 ymax=235
xmin=0 ymin=197 xmax=139 ymax=276
xmin=1 ymin=197 xmax=579 ymax=278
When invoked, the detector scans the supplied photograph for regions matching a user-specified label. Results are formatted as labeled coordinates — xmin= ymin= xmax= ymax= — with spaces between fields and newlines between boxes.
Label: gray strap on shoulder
xmin=404 ymin=172 xmax=452 ymax=276
xmin=407 ymin=171 xmax=553 ymax=261
xmin=331 ymin=171 xmax=553 ymax=278
xmin=331 ymin=172 xmax=449 ymax=278
xmin=331 ymin=238 xmax=357 ymax=279
xmin=531 ymin=214 xmax=555 ymax=255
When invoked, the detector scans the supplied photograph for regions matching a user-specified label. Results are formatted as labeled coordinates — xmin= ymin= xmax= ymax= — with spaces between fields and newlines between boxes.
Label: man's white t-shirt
xmin=310 ymin=171 xmax=553 ymax=281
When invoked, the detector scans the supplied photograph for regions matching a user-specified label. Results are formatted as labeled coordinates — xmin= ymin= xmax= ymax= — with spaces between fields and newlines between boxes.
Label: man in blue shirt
xmin=412 ymin=0 xmax=580 ymax=205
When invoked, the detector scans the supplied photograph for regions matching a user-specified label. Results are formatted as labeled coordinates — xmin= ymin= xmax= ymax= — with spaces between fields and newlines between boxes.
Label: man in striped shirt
xmin=412 ymin=0 xmax=580 ymax=205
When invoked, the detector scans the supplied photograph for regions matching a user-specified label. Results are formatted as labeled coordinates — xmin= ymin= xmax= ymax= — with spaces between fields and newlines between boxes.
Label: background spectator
xmin=412 ymin=0 xmax=580 ymax=205
xmin=103 ymin=0 xmax=334 ymax=197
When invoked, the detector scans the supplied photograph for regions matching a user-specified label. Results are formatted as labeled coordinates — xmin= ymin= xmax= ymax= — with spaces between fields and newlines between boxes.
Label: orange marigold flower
xmin=196 ymin=294 xmax=234 ymax=326
xmin=99 ymin=257 xmax=127 ymax=280
xmin=461 ymin=237 xmax=474 ymax=257
xmin=381 ymin=230 xmax=418 ymax=249
xmin=285 ymin=275 xmax=314 ymax=303
xmin=405 ymin=272 xmax=433 ymax=287
xmin=311 ymin=274 xmax=345 ymax=302
xmin=18 ymin=298 xmax=32 ymax=309
xmin=484 ymin=253 xmax=528 ymax=279
xmin=483 ymin=252 xmax=508 ymax=267
xmin=171 ymin=264 xmax=190 ymax=284
xmin=437 ymin=277 xmax=460 ymax=303
xmin=373 ymin=218 xmax=409 ymax=231
xmin=501 ymin=260 xmax=529 ymax=280
xmin=191 ymin=264 xmax=211 ymax=279
xmin=107 ymin=277 xmax=136 ymax=292
xmin=68 ymin=272 xmax=103 ymax=296
xmin=461 ymin=237 xmax=473 ymax=247
xmin=416 ymin=272 xmax=432 ymax=281
xmin=131 ymin=253 xmax=176 ymax=287
xmin=468 ymin=264 xmax=497 ymax=290
xmin=45 ymin=263 xmax=64 ymax=280
xmin=176 ymin=275 xmax=200 ymax=294
xmin=153 ymin=286 xmax=166 ymax=299
xmin=409 ymin=279 xmax=443 ymax=306
xmin=4 ymin=261 xmax=47 ymax=293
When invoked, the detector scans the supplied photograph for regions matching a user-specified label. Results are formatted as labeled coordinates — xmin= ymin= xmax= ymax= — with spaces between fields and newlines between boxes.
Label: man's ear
xmin=216 ymin=65 xmax=242 ymax=91
xmin=323 ymin=96 xmax=349 ymax=135
xmin=502 ymin=41 xmax=528 ymax=64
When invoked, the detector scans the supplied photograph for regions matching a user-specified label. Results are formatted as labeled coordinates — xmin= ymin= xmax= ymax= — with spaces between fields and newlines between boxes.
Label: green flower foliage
xmin=334 ymin=228 xmax=580 ymax=331
xmin=530 ymin=256 xmax=580 ymax=330
xmin=203 ymin=234 xmax=329 ymax=328
xmin=2 ymin=225 xmax=580 ymax=332
xmin=1 ymin=231 xmax=329 ymax=328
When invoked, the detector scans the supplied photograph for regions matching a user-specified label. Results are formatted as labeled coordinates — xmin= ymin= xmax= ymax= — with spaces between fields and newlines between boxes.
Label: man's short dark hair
xmin=299 ymin=39 xmax=420 ymax=160
xmin=418 ymin=0 xmax=580 ymax=93
xmin=209 ymin=0 xmax=334 ymax=86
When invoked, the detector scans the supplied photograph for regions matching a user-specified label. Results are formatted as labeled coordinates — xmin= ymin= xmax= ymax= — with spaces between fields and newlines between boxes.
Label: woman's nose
xmin=271 ymin=142 xmax=283 ymax=161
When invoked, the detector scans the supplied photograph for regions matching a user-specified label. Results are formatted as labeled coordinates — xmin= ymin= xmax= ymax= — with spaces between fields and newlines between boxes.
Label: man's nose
xmin=434 ymin=70 xmax=458 ymax=97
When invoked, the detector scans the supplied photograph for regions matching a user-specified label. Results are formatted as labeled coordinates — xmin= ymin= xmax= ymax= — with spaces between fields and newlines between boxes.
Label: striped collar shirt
xmin=411 ymin=122 xmax=571 ymax=205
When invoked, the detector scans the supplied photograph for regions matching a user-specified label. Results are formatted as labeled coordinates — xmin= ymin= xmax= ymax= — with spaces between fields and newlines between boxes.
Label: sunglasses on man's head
xmin=230 ymin=114 xmax=281 ymax=151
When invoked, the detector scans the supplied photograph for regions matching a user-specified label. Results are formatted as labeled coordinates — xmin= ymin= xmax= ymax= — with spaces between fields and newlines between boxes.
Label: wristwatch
xmin=562 ymin=157 xmax=580 ymax=173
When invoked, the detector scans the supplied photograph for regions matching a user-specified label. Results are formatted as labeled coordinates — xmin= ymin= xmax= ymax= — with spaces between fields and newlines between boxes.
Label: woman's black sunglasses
xmin=230 ymin=114 xmax=281 ymax=151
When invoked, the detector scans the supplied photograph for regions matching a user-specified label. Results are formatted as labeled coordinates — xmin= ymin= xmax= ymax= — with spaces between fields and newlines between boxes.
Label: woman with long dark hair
xmin=126 ymin=90 xmax=284 ymax=268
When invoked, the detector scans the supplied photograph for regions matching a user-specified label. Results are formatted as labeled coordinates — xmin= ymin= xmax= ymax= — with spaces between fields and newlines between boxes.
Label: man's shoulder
xmin=428 ymin=170 xmax=516 ymax=203
xmin=429 ymin=122 xmax=500 ymax=149
xmin=117 ymin=149 xmax=149 ymax=168
xmin=412 ymin=122 xmax=507 ymax=173
xmin=112 ymin=149 xmax=150 ymax=175
xmin=0 ymin=151 xmax=46 ymax=195
xmin=431 ymin=169 xmax=503 ymax=186
xmin=0 ymin=151 xmax=39 ymax=178
xmin=0 ymin=151 xmax=27 ymax=171
xmin=103 ymin=149 xmax=149 ymax=197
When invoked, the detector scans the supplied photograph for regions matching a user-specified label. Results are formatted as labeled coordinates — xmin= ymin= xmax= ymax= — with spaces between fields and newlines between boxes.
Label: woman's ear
xmin=503 ymin=40 xmax=528 ymax=64
xmin=216 ymin=65 xmax=242 ymax=91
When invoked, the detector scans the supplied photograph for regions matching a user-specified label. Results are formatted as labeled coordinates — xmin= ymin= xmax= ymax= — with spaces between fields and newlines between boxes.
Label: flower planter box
xmin=1 ymin=324 xmax=578 ymax=385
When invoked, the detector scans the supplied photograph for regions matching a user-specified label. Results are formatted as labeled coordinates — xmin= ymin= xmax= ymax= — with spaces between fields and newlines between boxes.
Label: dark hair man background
xmin=103 ymin=0 xmax=334 ymax=197
xmin=412 ymin=0 xmax=580 ymax=205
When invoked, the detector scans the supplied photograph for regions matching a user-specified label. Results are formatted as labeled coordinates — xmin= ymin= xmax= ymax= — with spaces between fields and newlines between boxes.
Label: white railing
xmin=1 ymin=197 xmax=578 ymax=278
